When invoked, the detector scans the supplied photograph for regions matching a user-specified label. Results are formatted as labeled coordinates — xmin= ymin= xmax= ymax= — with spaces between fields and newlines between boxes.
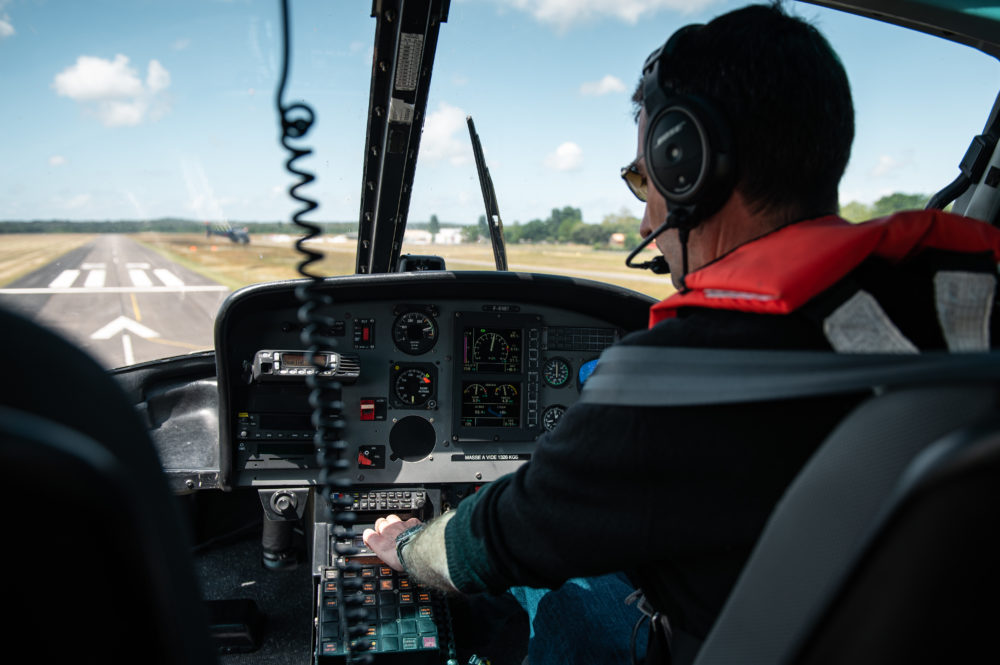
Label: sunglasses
xmin=620 ymin=159 xmax=647 ymax=203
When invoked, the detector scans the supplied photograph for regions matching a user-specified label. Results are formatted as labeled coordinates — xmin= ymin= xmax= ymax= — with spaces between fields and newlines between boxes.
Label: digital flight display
xmin=461 ymin=327 xmax=522 ymax=374
xmin=460 ymin=381 xmax=521 ymax=428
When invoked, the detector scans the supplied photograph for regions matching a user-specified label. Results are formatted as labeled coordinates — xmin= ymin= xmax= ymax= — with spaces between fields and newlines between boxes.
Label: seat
xmin=0 ymin=306 xmax=215 ymax=664
xmin=692 ymin=382 xmax=1000 ymax=665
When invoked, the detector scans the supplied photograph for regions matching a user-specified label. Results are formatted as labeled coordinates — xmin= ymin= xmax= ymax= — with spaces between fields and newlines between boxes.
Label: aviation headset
xmin=627 ymin=24 xmax=737 ymax=280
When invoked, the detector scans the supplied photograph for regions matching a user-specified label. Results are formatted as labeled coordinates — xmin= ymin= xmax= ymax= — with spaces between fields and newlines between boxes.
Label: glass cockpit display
xmin=462 ymin=327 xmax=522 ymax=374
xmin=452 ymin=313 xmax=544 ymax=441
xmin=461 ymin=381 xmax=521 ymax=427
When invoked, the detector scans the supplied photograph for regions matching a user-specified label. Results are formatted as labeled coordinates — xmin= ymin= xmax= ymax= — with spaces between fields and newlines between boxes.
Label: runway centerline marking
xmin=130 ymin=292 xmax=142 ymax=322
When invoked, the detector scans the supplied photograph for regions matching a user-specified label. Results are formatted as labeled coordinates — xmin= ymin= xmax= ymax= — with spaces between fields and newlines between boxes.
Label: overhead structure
xmin=355 ymin=0 xmax=451 ymax=275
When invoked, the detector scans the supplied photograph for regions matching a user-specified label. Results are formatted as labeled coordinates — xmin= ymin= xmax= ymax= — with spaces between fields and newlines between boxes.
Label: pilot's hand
xmin=363 ymin=514 xmax=423 ymax=572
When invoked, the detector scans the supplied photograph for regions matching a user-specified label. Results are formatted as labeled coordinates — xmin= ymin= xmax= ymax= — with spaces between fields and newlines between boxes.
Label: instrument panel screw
xmin=475 ymin=472 xmax=482 ymax=480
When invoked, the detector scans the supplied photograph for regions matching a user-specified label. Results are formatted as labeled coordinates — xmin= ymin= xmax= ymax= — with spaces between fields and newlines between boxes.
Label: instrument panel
xmin=215 ymin=271 xmax=654 ymax=489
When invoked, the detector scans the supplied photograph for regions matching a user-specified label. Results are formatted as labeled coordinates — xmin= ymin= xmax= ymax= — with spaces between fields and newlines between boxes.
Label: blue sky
xmin=1 ymin=0 xmax=998 ymax=226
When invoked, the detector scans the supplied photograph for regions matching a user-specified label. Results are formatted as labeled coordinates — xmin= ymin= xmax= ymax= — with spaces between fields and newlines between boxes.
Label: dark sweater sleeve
xmin=440 ymin=307 xmax=857 ymax=600
xmin=444 ymin=399 xmax=661 ymax=593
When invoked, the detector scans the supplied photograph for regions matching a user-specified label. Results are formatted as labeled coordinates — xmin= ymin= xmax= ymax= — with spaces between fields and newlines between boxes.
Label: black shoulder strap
xmin=579 ymin=347 xmax=1000 ymax=407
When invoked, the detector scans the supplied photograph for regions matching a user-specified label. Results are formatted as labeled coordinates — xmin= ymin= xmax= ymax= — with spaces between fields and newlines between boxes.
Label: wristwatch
xmin=395 ymin=523 xmax=426 ymax=575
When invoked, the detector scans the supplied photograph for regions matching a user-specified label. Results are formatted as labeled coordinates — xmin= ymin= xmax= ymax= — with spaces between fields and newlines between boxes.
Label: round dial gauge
xmin=474 ymin=332 xmax=510 ymax=363
xmin=464 ymin=383 xmax=488 ymax=399
xmin=542 ymin=357 xmax=571 ymax=387
xmin=542 ymin=405 xmax=566 ymax=432
xmin=393 ymin=311 xmax=438 ymax=355
xmin=394 ymin=368 xmax=434 ymax=406
xmin=494 ymin=383 xmax=518 ymax=400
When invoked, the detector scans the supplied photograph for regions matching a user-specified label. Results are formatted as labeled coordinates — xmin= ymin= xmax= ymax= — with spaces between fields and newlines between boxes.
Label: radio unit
xmin=251 ymin=349 xmax=360 ymax=383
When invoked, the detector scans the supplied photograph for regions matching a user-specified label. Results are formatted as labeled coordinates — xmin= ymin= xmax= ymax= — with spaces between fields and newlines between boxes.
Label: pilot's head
xmin=629 ymin=3 xmax=854 ymax=289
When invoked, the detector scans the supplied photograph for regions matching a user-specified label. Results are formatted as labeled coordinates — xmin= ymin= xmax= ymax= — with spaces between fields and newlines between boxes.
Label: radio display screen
xmin=461 ymin=327 xmax=522 ymax=374
xmin=280 ymin=352 xmax=331 ymax=367
xmin=460 ymin=381 xmax=521 ymax=428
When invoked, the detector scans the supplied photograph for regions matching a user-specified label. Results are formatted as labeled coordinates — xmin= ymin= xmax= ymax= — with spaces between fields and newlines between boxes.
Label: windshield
xmin=1 ymin=0 xmax=998 ymax=368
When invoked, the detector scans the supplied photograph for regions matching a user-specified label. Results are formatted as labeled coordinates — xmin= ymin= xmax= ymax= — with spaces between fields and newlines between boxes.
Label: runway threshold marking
xmin=0 ymin=285 xmax=229 ymax=294
xmin=129 ymin=269 xmax=154 ymax=287
xmin=49 ymin=270 xmax=80 ymax=288
xmin=83 ymin=270 xmax=106 ymax=288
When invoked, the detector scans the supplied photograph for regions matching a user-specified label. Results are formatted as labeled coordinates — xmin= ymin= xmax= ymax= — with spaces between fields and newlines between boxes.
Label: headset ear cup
xmin=645 ymin=105 xmax=709 ymax=205
xmin=643 ymin=94 xmax=735 ymax=222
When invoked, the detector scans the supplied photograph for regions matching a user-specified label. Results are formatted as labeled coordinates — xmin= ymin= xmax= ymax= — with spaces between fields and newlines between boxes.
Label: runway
xmin=0 ymin=235 xmax=230 ymax=368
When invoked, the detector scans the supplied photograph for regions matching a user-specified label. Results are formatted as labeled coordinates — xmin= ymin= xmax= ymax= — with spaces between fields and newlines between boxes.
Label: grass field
xmin=133 ymin=233 xmax=677 ymax=300
xmin=0 ymin=234 xmax=96 ymax=287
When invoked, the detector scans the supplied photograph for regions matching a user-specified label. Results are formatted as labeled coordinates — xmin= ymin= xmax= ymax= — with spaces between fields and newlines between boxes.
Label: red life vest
xmin=648 ymin=210 xmax=1000 ymax=328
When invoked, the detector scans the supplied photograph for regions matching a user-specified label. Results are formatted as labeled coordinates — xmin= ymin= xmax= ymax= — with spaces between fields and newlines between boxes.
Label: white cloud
xmin=421 ymin=102 xmax=470 ymax=166
xmin=0 ymin=16 xmax=13 ymax=39
xmin=49 ymin=155 xmax=66 ymax=166
xmin=871 ymin=153 xmax=914 ymax=178
xmin=147 ymin=60 xmax=170 ymax=93
xmin=172 ymin=37 xmax=191 ymax=51
xmin=545 ymin=142 xmax=584 ymax=171
xmin=52 ymin=55 xmax=171 ymax=127
xmin=580 ymin=74 xmax=626 ymax=96
xmin=65 ymin=193 xmax=91 ymax=210
xmin=500 ymin=0 xmax=718 ymax=30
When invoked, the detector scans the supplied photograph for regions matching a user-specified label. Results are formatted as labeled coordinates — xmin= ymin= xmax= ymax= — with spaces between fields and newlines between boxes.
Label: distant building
xmin=403 ymin=228 xmax=464 ymax=245
xmin=436 ymin=228 xmax=463 ymax=245
xmin=609 ymin=232 xmax=626 ymax=247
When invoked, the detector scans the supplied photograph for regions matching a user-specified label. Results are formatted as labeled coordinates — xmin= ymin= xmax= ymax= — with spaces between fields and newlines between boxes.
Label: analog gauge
xmin=474 ymin=332 xmax=510 ymax=364
xmin=394 ymin=368 xmax=434 ymax=407
xmin=494 ymin=383 xmax=519 ymax=401
xmin=464 ymin=383 xmax=487 ymax=400
xmin=542 ymin=405 xmax=566 ymax=432
xmin=393 ymin=311 xmax=438 ymax=355
xmin=542 ymin=357 xmax=571 ymax=388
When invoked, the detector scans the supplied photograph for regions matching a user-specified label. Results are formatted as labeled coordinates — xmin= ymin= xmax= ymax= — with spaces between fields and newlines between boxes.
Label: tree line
xmin=0 ymin=192 xmax=932 ymax=242
xmin=0 ymin=219 xmax=360 ymax=234
xmin=456 ymin=193 xmax=934 ymax=249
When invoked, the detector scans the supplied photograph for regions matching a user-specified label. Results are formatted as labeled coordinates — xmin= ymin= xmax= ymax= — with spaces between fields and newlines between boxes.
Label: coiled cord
xmin=275 ymin=0 xmax=370 ymax=661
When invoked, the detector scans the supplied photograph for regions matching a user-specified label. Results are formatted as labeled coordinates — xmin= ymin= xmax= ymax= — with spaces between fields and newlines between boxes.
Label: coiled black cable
xmin=275 ymin=0 xmax=370 ymax=661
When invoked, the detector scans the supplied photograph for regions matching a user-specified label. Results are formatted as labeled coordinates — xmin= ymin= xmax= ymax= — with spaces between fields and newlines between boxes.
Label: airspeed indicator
xmin=392 ymin=311 xmax=438 ymax=355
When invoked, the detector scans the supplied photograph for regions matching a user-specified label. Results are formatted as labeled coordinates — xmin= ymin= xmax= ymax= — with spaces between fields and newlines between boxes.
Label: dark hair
xmin=634 ymin=3 xmax=854 ymax=222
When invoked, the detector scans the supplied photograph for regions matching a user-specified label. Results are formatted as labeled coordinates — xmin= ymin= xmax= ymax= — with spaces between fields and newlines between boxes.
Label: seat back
xmin=693 ymin=383 xmax=1000 ymax=665
xmin=0 ymin=307 xmax=215 ymax=664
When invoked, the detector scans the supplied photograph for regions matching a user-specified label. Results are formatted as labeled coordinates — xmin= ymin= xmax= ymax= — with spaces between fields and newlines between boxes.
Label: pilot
xmin=365 ymin=4 xmax=1000 ymax=664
